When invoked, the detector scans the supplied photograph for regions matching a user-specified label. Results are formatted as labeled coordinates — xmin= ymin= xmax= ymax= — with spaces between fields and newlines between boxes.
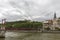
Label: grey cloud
xmin=0 ymin=0 xmax=60 ymax=22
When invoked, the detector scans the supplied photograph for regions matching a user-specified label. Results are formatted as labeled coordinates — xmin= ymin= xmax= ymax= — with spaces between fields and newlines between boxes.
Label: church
xmin=43 ymin=13 xmax=60 ymax=30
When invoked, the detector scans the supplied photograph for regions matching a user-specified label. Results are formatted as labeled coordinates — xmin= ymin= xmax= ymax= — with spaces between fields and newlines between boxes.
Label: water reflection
xmin=0 ymin=31 xmax=60 ymax=40
xmin=0 ymin=38 xmax=5 ymax=40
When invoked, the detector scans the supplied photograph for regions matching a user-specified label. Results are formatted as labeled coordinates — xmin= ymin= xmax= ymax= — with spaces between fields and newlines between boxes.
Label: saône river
xmin=0 ymin=31 xmax=60 ymax=40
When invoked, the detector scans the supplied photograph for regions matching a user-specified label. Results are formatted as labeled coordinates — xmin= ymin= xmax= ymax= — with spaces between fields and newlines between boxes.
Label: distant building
xmin=43 ymin=12 xmax=60 ymax=30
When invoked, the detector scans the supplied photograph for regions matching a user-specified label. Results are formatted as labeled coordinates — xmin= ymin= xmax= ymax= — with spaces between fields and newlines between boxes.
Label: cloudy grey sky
xmin=0 ymin=0 xmax=60 ymax=22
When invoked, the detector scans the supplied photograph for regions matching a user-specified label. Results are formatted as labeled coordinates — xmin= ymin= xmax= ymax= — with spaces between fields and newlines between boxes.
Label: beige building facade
xmin=43 ymin=13 xmax=60 ymax=30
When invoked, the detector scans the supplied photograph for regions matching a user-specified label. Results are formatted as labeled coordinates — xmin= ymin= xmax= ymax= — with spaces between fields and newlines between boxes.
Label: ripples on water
xmin=0 ymin=31 xmax=60 ymax=40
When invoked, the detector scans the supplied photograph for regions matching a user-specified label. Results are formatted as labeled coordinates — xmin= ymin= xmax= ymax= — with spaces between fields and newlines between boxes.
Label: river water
xmin=0 ymin=31 xmax=60 ymax=40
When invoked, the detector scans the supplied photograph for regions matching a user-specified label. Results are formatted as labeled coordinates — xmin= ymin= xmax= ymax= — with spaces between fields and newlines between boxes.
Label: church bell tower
xmin=52 ymin=12 xmax=57 ymax=30
xmin=54 ymin=12 xmax=56 ymax=19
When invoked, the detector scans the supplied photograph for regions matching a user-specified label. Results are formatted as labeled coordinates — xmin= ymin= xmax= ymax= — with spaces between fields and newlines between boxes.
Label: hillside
xmin=1 ymin=20 xmax=43 ymax=29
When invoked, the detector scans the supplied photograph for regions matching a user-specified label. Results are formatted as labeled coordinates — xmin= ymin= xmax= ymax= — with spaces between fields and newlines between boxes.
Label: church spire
xmin=54 ymin=12 xmax=56 ymax=19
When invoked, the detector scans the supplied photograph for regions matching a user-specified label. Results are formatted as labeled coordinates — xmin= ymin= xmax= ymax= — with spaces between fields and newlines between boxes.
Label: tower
xmin=1 ymin=19 xmax=6 ymax=30
xmin=52 ymin=12 xmax=57 ymax=30
xmin=54 ymin=12 xmax=56 ymax=19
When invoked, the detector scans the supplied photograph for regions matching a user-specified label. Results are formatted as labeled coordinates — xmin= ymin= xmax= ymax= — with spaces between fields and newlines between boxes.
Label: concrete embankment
xmin=5 ymin=30 xmax=60 ymax=33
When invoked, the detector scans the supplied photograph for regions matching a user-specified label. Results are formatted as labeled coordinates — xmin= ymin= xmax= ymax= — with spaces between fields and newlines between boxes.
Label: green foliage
xmin=55 ymin=27 xmax=60 ymax=31
xmin=1 ymin=20 xmax=43 ymax=29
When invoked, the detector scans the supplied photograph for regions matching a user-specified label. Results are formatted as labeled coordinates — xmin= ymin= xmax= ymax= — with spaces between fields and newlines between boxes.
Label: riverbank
xmin=5 ymin=30 xmax=60 ymax=33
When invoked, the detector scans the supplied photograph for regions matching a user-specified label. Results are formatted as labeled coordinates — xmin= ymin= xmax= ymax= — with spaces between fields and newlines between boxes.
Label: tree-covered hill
xmin=0 ymin=20 xmax=43 ymax=29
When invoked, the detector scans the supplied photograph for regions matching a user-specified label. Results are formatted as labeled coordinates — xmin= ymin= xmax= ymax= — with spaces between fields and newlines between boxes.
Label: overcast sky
xmin=0 ymin=0 xmax=60 ymax=22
